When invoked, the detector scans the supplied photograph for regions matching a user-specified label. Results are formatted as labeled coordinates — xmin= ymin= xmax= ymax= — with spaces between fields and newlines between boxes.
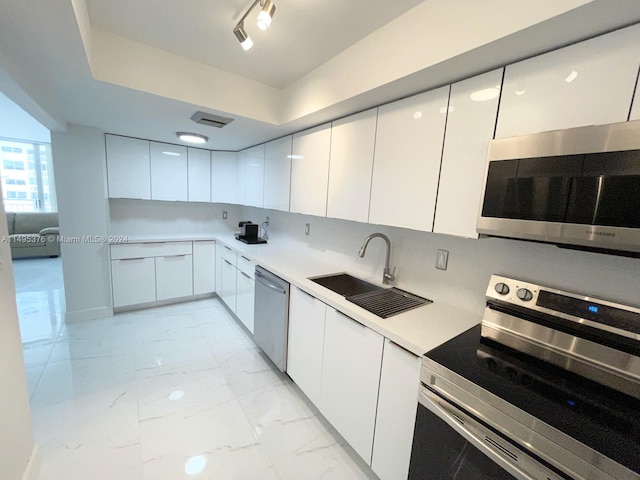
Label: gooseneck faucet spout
xmin=358 ymin=233 xmax=396 ymax=285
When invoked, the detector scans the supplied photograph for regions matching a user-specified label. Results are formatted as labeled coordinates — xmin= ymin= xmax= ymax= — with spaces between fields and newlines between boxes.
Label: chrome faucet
xmin=358 ymin=233 xmax=396 ymax=285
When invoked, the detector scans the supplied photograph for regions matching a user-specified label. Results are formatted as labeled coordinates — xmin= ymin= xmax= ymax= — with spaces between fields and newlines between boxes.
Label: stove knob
xmin=495 ymin=283 xmax=510 ymax=295
xmin=517 ymin=288 xmax=533 ymax=301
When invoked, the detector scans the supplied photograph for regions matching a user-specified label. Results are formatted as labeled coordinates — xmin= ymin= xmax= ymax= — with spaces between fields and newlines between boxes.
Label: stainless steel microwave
xmin=477 ymin=119 xmax=640 ymax=255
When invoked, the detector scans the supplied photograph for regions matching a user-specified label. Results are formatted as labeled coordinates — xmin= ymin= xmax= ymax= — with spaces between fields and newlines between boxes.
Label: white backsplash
xmin=242 ymin=206 xmax=640 ymax=315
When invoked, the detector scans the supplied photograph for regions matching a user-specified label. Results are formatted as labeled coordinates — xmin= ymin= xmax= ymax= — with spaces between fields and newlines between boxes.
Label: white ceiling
xmin=85 ymin=0 xmax=424 ymax=88
xmin=1 ymin=0 xmax=640 ymax=151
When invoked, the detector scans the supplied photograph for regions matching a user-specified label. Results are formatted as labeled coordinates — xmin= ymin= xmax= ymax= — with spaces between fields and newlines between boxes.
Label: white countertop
xmin=112 ymin=234 xmax=482 ymax=356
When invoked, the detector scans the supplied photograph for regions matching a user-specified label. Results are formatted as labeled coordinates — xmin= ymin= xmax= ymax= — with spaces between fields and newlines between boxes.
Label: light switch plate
xmin=436 ymin=249 xmax=449 ymax=270
xmin=223 ymin=211 xmax=228 ymax=220
xmin=305 ymin=223 xmax=310 ymax=236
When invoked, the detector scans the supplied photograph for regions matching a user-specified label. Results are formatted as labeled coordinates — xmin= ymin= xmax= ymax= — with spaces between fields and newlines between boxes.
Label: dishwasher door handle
xmin=255 ymin=271 xmax=287 ymax=294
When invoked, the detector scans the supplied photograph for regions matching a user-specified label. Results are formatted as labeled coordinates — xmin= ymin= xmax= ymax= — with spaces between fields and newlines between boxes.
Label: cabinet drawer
xmin=220 ymin=244 xmax=237 ymax=266
xmin=111 ymin=241 xmax=192 ymax=259
xmin=237 ymin=254 xmax=254 ymax=278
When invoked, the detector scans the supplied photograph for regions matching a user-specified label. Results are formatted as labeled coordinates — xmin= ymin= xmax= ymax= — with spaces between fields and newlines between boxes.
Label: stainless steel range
xmin=408 ymin=275 xmax=640 ymax=480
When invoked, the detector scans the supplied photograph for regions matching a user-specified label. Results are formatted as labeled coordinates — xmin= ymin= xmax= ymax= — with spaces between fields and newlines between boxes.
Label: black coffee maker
xmin=236 ymin=221 xmax=267 ymax=244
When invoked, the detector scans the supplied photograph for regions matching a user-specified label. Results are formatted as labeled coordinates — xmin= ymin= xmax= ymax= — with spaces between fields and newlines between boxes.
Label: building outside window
xmin=0 ymin=139 xmax=57 ymax=212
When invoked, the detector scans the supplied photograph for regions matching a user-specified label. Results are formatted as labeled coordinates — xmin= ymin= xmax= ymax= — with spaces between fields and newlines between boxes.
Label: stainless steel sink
xmin=309 ymin=273 xmax=383 ymax=297
xmin=309 ymin=273 xmax=432 ymax=318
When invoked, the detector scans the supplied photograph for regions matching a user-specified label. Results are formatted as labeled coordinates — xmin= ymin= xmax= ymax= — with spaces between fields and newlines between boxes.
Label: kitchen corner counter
xmin=212 ymin=234 xmax=481 ymax=357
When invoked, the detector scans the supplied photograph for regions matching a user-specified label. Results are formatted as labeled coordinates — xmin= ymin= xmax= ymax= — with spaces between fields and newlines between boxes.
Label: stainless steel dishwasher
xmin=253 ymin=266 xmax=290 ymax=372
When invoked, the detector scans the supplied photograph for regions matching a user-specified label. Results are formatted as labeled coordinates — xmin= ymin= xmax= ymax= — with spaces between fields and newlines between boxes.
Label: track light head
xmin=233 ymin=22 xmax=253 ymax=51
xmin=256 ymin=0 xmax=276 ymax=30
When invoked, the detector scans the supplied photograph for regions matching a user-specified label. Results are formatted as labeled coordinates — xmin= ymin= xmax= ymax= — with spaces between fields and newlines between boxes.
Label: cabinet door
xmin=264 ymin=136 xmax=292 ymax=211
xmin=211 ymin=151 xmax=239 ymax=203
xmin=215 ymin=242 xmax=223 ymax=295
xmin=287 ymin=287 xmax=326 ymax=406
xmin=434 ymin=69 xmax=502 ymax=238
xmin=370 ymin=88 xmax=449 ymax=231
xmin=187 ymin=148 xmax=211 ymax=202
xmin=150 ymin=142 xmax=188 ymax=201
xmin=371 ymin=339 xmax=422 ymax=480
xmin=630 ymin=71 xmax=640 ymax=121
xmin=290 ymin=124 xmax=331 ymax=217
xmin=235 ymin=150 xmax=246 ymax=206
xmin=327 ymin=109 xmax=377 ymax=223
xmin=193 ymin=240 xmax=216 ymax=295
xmin=321 ymin=308 xmax=384 ymax=463
xmin=496 ymin=24 xmax=640 ymax=138
xmin=236 ymin=271 xmax=255 ymax=333
xmin=243 ymin=144 xmax=265 ymax=208
xmin=111 ymin=258 xmax=156 ymax=307
xmin=220 ymin=257 xmax=237 ymax=313
xmin=105 ymin=135 xmax=151 ymax=199
xmin=155 ymin=254 xmax=193 ymax=300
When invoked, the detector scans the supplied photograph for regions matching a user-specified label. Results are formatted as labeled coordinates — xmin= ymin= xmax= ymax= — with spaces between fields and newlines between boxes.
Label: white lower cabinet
xmin=236 ymin=270 xmax=255 ymax=333
xmin=321 ymin=307 xmax=384 ymax=463
xmin=155 ymin=254 xmax=193 ymax=301
xmin=236 ymin=254 xmax=255 ymax=333
xmin=220 ymin=255 xmax=238 ymax=314
xmin=371 ymin=339 xmax=422 ymax=480
xmin=193 ymin=240 xmax=216 ymax=295
xmin=287 ymin=287 xmax=326 ymax=405
xmin=111 ymin=257 xmax=156 ymax=308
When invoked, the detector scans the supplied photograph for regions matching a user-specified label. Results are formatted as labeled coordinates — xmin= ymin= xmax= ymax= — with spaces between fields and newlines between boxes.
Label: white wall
xmin=0 ymin=196 xmax=38 ymax=479
xmin=244 ymin=207 xmax=640 ymax=315
xmin=0 ymin=91 xmax=50 ymax=143
xmin=51 ymin=125 xmax=112 ymax=322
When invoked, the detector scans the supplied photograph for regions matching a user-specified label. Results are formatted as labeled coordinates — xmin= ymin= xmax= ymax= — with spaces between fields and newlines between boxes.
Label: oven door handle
xmin=418 ymin=387 xmax=540 ymax=480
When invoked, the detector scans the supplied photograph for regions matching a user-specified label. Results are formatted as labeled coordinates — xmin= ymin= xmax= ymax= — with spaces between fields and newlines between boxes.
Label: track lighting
xmin=256 ymin=0 xmax=276 ymax=30
xmin=233 ymin=0 xmax=276 ymax=50
xmin=233 ymin=23 xmax=253 ymax=51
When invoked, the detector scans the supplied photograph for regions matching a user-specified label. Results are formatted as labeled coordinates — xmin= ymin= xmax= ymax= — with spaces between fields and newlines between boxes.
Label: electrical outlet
xmin=223 ymin=211 xmax=228 ymax=220
xmin=305 ymin=223 xmax=310 ymax=236
xmin=436 ymin=249 xmax=449 ymax=270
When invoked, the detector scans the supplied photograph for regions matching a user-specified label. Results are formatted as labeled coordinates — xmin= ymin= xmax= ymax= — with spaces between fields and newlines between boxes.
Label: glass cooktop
xmin=425 ymin=324 xmax=640 ymax=475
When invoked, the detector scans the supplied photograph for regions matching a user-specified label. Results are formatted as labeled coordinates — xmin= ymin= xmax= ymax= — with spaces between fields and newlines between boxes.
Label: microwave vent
xmin=191 ymin=111 xmax=234 ymax=129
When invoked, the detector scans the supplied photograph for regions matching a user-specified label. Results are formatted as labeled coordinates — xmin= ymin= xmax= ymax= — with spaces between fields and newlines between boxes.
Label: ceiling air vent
xmin=191 ymin=111 xmax=234 ymax=129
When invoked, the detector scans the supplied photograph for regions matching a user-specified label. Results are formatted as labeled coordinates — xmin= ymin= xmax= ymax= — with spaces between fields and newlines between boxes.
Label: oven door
xmin=408 ymin=386 xmax=565 ymax=480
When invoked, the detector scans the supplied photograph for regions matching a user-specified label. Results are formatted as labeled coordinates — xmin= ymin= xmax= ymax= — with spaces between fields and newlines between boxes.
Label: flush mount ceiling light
xmin=233 ymin=0 xmax=276 ymax=51
xmin=176 ymin=132 xmax=208 ymax=144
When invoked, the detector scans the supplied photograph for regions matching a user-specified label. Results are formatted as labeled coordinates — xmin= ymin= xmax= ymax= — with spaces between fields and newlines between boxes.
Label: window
xmin=4 ymin=179 xmax=26 ymax=185
xmin=3 ymin=160 xmax=25 ymax=170
xmin=0 ymin=139 xmax=56 ymax=212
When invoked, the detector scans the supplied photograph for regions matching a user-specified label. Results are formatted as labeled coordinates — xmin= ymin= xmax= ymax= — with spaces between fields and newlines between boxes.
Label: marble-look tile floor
xmin=14 ymin=258 xmax=378 ymax=480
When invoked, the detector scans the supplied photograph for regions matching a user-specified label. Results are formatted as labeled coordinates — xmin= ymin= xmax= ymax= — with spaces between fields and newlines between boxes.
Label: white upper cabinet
xmin=106 ymin=135 xmax=151 ymax=200
xmin=211 ymin=151 xmax=239 ymax=204
xmin=434 ymin=69 xmax=503 ymax=238
xmin=630 ymin=72 xmax=640 ymax=120
xmin=150 ymin=142 xmax=188 ymax=201
xmin=327 ymin=109 xmax=377 ymax=223
xmin=369 ymin=88 xmax=449 ymax=231
xmin=187 ymin=148 xmax=211 ymax=203
xmin=497 ymin=24 xmax=640 ymax=138
xmin=243 ymin=144 xmax=265 ymax=208
xmin=235 ymin=150 xmax=246 ymax=206
xmin=264 ymin=136 xmax=292 ymax=211
xmin=290 ymin=124 xmax=332 ymax=217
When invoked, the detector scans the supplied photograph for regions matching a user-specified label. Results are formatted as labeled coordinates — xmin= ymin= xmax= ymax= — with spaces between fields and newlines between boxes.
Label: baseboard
xmin=64 ymin=305 xmax=113 ymax=323
xmin=113 ymin=293 xmax=216 ymax=314
xmin=22 ymin=445 xmax=40 ymax=480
